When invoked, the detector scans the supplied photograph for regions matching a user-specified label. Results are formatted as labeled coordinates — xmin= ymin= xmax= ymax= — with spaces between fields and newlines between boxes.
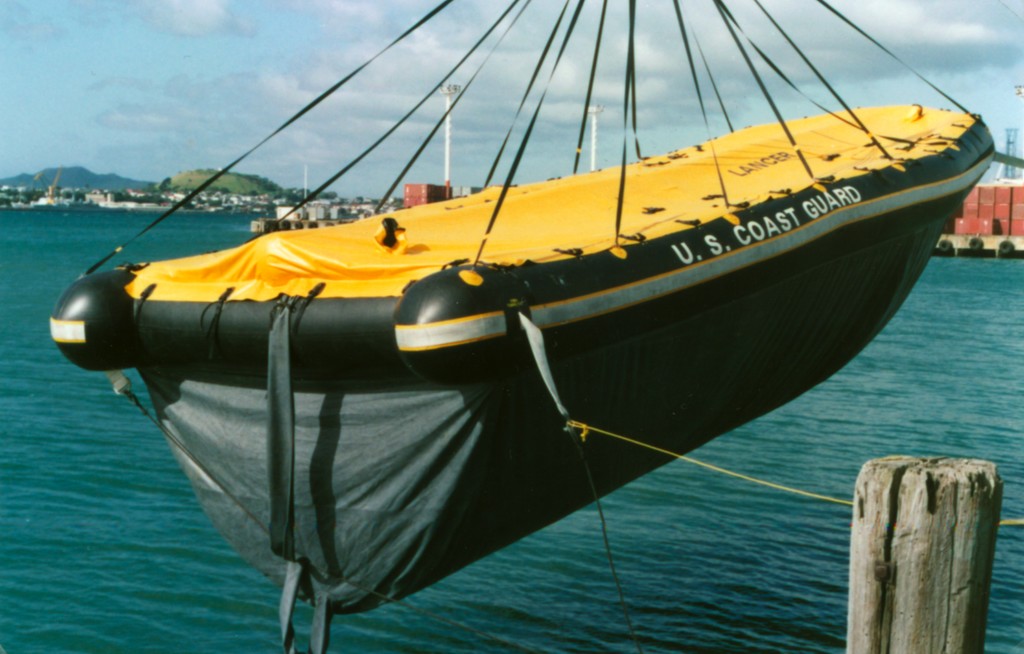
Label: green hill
xmin=157 ymin=169 xmax=283 ymax=195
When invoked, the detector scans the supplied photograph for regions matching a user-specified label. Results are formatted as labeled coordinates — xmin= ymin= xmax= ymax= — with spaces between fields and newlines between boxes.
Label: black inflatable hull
xmin=142 ymin=209 xmax=943 ymax=613
xmin=52 ymin=119 xmax=991 ymax=385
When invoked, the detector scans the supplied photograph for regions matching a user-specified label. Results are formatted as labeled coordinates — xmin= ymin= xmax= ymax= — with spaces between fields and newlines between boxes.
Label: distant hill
xmin=0 ymin=166 xmax=153 ymax=191
xmin=157 ymin=169 xmax=283 ymax=195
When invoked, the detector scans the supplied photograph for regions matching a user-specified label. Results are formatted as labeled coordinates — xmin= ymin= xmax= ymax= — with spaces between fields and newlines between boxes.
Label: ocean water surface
xmin=0 ymin=209 xmax=1021 ymax=652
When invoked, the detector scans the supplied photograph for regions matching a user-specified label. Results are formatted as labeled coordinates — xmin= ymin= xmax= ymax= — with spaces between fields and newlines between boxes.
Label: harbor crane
xmin=33 ymin=166 xmax=63 ymax=205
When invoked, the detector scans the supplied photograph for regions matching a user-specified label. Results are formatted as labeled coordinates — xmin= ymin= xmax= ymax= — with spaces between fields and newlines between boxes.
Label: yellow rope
xmin=566 ymin=420 xmax=1023 ymax=527
xmin=567 ymin=420 xmax=853 ymax=507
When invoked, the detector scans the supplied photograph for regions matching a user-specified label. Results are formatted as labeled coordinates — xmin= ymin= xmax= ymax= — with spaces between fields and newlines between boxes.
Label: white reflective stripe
xmin=396 ymin=313 xmax=507 ymax=351
xmin=50 ymin=318 xmax=86 ymax=343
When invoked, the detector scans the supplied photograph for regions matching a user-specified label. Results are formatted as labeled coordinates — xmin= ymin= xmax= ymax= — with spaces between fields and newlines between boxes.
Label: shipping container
xmin=962 ymin=202 xmax=979 ymax=219
xmin=995 ymin=186 xmax=1013 ymax=204
xmin=979 ymin=218 xmax=994 ymax=235
xmin=1013 ymin=204 xmax=1024 ymax=220
xmin=979 ymin=203 xmax=994 ymax=220
xmin=1013 ymin=219 xmax=1024 ymax=236
xmin=1014 ymin=185 xmax=1024 ymax=204
xmin=403 ymin=183 xmax=450 ymax=208
xmin=956 ymin=218 xmax=978 ymax=234
xmin=995 ymin=218 xmax=1009 ymax=235
xmin=995 ymin=203 xmax=1011 ymax=219
xmin=979 ymin=186 xmax=995 ymax=204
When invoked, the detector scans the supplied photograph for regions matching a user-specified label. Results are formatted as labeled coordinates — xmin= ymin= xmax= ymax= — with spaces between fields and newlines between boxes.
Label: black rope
xmin=474 ymin=0 xmax=587 ymax=265
xmin=627 ymin=0 xmax=642 ymax=163
xmin=572 ymin=0 xmax=610 ymax=175
xmin=812 ymin=0 xmax=969 ymax=113
xmin=567 ymin=427 xmax=645 ymax=654
xmin=117 ymin=384 xmax=269 ymax=533
xmin=374 ymin=0 xmax=533 ymax=213
xmin=82 ymin=0 xmax=456 ymax=275
xmin=747 ymin=0 xmax=893 ymax=160
xmin=671 ymin=0 xmax=734 ymax=208
xmin=611 ymin=0 xmax=639 ymax=248
xmin=692 ymin=27 xmax=734 ymax=134
xmin=483 ymin=0 xmax=573 ymax=189
xmin=279 ymin=0 xmax=530 ymax=221
xmin=711 ymin=0 xmax=817 ymax=182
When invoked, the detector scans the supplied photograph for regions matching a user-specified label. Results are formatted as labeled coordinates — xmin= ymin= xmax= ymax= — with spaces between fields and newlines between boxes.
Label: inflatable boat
xmin=51 ymin=105 xmax=992 ymax=621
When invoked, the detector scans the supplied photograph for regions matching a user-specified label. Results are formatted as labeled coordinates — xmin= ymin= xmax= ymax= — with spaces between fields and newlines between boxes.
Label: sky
xmin=2 ymin=0 xmax=1023 ymax=197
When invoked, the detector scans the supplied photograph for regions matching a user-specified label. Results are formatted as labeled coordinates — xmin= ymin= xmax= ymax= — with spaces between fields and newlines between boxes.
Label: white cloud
xmin=136 ymin=0 xmax=254 ymax=37
xmin=0 ymin=0 xmax=63 ymax=40
xmin=60 ymin=0 xmax=1024 ymax=193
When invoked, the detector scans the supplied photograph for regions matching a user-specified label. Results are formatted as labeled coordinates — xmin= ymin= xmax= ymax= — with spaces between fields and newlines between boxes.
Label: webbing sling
xmin=517 ymin=312 xmax=644 ymax=653
xmin=518 ymin=313 xmax=569 ymax=421
xmin=268 ymin=298 xmax=296 ymax=561
xmin=278 ymin=561 xmax=334 ymax=654
xmin=269 ymin=300 xmax=334 ymax=653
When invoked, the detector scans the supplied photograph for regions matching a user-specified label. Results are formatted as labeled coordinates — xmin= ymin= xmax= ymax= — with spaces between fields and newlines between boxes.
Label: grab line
xmin=566 ymin=420 xmax=1023 ymax=527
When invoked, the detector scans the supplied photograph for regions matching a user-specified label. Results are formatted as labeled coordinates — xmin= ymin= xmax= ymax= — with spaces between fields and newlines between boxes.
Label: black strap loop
xmin=203 ymin=287 xmax=235 ymax=360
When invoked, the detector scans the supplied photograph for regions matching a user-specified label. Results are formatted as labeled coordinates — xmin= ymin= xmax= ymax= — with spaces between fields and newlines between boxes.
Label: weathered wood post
xmin=847 ymin=457 xmax=1002 ymax=653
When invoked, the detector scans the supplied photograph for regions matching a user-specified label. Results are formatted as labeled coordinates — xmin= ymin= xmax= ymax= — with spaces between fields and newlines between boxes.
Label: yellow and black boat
xmin=54 ymin=107 xmax=990 ymax=384
xmin=48 ymin=1 xmax=994 ymax=649
xmin=51 ymin=104 xmax=992 ymax=605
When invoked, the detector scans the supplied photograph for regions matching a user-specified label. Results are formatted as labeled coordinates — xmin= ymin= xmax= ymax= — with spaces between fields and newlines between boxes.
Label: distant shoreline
xmin=0 ymin=205 xmax=261 ymax=215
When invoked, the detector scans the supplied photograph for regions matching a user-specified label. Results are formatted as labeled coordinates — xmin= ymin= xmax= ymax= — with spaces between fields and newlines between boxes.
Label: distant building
xmin=85 ymin=191 xmax=112 ymax=205
xmin=451 ymin=185 xmax=482 ymax=198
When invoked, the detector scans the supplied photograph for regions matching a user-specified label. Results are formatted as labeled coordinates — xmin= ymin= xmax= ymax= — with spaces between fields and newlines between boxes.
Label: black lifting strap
xmin=268 ymin=297 xmax=296 ymax=561
xmin=269 ymin=299 xmax=334 ymax=653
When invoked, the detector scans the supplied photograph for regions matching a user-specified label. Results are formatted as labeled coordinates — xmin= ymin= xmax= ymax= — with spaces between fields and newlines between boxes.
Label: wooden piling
xmin=847 ymin=457 xmax=1002 ymax=653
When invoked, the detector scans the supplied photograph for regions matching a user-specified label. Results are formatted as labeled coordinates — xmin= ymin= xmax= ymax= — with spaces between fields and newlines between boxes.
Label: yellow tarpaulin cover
xmin=127 ymin=106 xmax=977 ymax=302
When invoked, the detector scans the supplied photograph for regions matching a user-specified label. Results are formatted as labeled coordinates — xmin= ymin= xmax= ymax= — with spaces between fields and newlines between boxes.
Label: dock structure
xmin=934 ymin=234 xmax=1024 ymax=258
xmin=934 ymin=182 xmax=1024 ymax=257
xmin=250 ymin=217 xmax=351 ymax=234
xmin=251 ymin=204 xmax=364 ymax=234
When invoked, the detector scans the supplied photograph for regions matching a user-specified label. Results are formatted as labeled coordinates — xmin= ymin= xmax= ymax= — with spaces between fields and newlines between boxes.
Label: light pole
xmin=1015 ymin=86 xmax=1024 ymax=179
xmin=587 ymin=105 xmax=604 ymax=172
xmin=440 ymin=84 xmax=461 ymax=194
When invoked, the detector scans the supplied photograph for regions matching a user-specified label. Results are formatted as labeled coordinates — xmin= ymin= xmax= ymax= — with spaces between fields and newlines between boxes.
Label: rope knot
xmin=567 ymin=420 xmax=590 ymax=443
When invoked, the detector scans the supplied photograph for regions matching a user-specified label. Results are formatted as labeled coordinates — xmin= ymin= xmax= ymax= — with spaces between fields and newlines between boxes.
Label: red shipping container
xmin=996 ymin=203 xmax=1011 ymax=219
xmin=979 ymin=186 xmax=995 ymax=203
xmin=957 ymin=217 xmax=979 ymax=234
xmin=1013 ymin=204 xmax=1024 ymax=220
xmin=995 ymin=186 xmax=1013 ymax=204
xmin=995 ymin=218 xmax=1009 ymax=235
xmin=966 ymin=187 xmax=980 ymax=203
xmin=1013 ymin=185 xmax=1024 ymax=204
xmin=979 ymin=203 xmax=994 ymax=220
xmin=979 ymin=218 xmax=994 ymax=235
xmin=962 ymin=202 xmax=979 ymax=219
xmin=1012 ymin=219 xmax=1024 ymax=236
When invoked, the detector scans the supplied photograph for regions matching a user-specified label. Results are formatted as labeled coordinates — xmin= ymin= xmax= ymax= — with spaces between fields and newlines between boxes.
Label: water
xmin=1 ymin=209 xmax=1021 ymax=653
